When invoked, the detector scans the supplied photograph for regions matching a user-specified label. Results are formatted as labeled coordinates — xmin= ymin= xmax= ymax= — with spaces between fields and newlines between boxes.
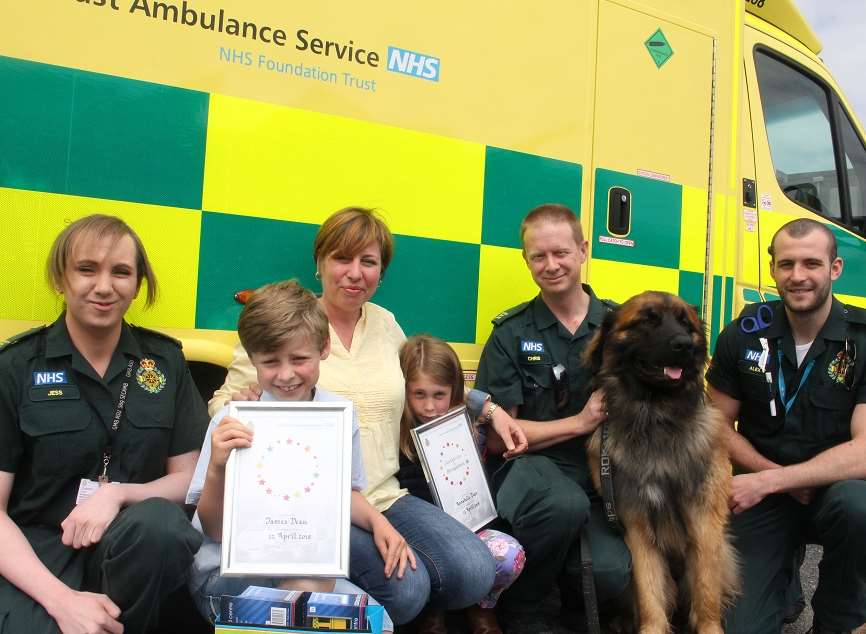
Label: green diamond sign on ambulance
xmin=645 ymin=28 xmax=673 ymax=68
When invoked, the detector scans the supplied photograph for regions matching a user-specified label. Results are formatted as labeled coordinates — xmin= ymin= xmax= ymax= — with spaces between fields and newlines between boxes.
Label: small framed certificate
xmin=410 ymin=407 xmax=498 ymax=532
xmin=221 ymin=401 xmax=353 ymax=577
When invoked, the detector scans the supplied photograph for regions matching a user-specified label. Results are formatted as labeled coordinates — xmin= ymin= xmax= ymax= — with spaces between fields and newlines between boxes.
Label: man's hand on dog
xmin=579 ymin=389 xmax=608 ymax=434
xmin=729 ymin=472 xmax=771 ymax=513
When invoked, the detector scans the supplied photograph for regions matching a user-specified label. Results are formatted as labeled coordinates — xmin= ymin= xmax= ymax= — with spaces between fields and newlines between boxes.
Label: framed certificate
xmin=410 ymin=407 xmax=498 ymax=532
xmin=221 ymin=401 xmax=353 ymax=577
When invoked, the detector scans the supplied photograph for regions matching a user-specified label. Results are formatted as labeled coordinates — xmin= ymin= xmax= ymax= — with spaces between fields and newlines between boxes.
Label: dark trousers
xmin=0 ymin=498 xmax=202 ymax=634
xmin=492 ymin=454 xmax=631 ymax=615
xmin=725 ymin=480 xmax=866 ymax=633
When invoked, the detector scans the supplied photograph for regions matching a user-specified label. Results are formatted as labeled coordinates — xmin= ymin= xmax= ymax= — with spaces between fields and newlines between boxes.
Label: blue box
xmin=302 ymin=592 xmax=368 ymax=630
xmin=219 ymin=588 xmax=303 ymax=628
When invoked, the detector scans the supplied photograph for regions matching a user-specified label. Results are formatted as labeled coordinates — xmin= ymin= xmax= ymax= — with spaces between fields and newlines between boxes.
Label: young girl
xmin=397 ymin=334 xmax=527 ymax=634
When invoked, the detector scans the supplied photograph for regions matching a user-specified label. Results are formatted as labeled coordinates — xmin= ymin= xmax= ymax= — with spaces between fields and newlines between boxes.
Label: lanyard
xmin=776 ymin=350 xmax=814 ymax=415
xmin=98 ymin=358 xmax=135 ymax=483
xmin=73 ymin=358 xmax=135 ymax=483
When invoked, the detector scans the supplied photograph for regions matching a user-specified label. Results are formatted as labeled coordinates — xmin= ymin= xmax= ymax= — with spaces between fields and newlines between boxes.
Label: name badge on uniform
xmin=76 ymin=478 xmax=101 ymax=505
xmin=29 ymin=384 xmax=80 ymax=402
xmin=743 ymin=349 xmax=762 ymax=363
xmin=32 ymin=370 xmax=67 ymax=385
xmin=520 ymin=340 xmax=545 ymax=353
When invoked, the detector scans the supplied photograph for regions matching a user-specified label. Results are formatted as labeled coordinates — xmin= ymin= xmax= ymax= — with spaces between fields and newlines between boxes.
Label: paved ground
xmin=400 ymin=544 xmax=866 ymax=633
xmin=783 ymin=544 xmax=821 ymax=634
xmin=783 ymin=545 xmax=866 ymax=634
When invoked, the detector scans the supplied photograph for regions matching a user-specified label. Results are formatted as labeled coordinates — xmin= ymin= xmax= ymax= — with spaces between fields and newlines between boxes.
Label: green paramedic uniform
xmin=475 ymin=285 xmax=631 ymax=615
xmin=706 ymin=299 xmax=866 ymax=633
xmin=0 ymin=317 xmax=209 ymax=634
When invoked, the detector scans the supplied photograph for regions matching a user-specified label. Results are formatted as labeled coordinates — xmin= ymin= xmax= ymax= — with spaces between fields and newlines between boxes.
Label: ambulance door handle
xmin=607 ymin=187 xmax=631 ymax=235
xmin=743 ymin=178 xmax=757 ymax=208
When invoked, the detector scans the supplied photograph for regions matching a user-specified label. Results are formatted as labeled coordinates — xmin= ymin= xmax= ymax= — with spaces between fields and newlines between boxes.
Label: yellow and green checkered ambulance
xmin=2 ymin=0 xmax=866 ymax=380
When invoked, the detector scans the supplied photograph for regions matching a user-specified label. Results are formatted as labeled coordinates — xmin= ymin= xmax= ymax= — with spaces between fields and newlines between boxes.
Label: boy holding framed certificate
xmin=186 ymin=280 xmax=412 ymax=631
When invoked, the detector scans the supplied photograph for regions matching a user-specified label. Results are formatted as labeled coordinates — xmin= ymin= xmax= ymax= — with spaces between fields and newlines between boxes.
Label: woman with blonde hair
xmin=0 ymin=214 xmax=208 ymax=633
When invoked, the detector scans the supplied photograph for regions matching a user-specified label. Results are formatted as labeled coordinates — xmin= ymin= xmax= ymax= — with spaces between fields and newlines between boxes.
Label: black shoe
xmin=560 ymin=605 xmax=588 ymax=633
xmin=500 ymin=611 xmax=554 ymax=634
xmin=806 ymin=622 xmax=852 ymax=634
xmin=783 ymin=596 xmax=806 ymax=624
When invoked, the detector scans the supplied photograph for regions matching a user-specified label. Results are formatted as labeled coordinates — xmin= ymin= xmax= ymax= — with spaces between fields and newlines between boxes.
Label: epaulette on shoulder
xmin=0 ymin=325 xmax=48 ymax=354
xmin=600 ymin=298 xmax=619 ymax=312
xmin=843 ymin=304 xmax=866 ymax=326
xmin=130 ymin=325 xmax=182 ymax=348
xmin=491 ymin=301 xmax=531 ymax=326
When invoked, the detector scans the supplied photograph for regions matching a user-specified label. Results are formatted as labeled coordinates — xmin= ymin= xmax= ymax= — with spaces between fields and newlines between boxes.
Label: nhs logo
xmin=387 ymin=46 xmax=440 ymax=81
xmin=744 ymin=349 xmax=762 ymax=363
xmin=520 ymin=340 xmax=545 ymax=353
xmin=33 ymin=371 xmax=66 ymax=385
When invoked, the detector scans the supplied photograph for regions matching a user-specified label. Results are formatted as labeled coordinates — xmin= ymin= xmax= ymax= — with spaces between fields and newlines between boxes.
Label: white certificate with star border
xmin=410 ymin=406 xmax=498 ymax=532
xmin=221 ymin=401 xmax=353 ymax=577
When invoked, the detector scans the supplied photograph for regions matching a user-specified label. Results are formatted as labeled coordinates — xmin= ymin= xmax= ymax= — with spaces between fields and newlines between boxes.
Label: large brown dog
xmin=584 ymin=291 xmax=737 ymax=634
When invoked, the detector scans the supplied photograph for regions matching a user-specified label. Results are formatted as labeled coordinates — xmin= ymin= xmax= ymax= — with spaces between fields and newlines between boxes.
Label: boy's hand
xmin=371 ymin=515 xmax=416 ymax=579
xmin=489 ymin=408 xmax=528 ymax=459
xmin=231 ymin=383 xmax=262 ymax=402
xmin=210 ymin=416 xmax=254 ymax=469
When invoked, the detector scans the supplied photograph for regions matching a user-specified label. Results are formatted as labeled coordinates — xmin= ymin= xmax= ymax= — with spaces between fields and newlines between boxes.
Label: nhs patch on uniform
xmin=32 ymin=370 xmax=67 ymax=385
xmin=520 ymin=340 xmax=545 ymax=353
xmin=744 ymin=349 xmax=762 ymax=363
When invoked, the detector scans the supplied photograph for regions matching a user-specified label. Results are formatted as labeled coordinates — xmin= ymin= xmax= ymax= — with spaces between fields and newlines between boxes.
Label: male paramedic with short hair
xmin=707 ymin=218 xmax=866 ymax=634
xmin=474 ymin=203 xmax=631 ymax=634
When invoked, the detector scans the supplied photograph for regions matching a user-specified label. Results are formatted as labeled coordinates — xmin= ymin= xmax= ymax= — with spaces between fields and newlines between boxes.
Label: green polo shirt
xmin=476 ymin=285 xmax=614 ymax=465
xmin=707 ymin=298 xmax=866 ymax=466
xmin=0 ymin=316 xmax=209 ymax=527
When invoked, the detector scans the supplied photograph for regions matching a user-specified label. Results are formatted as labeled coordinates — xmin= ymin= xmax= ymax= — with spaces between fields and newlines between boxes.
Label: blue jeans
xmin=349 ymin=494 xmax=496 ymax=624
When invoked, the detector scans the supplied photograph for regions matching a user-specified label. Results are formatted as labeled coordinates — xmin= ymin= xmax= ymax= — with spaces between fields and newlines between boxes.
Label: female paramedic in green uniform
xmin=0 ymin=215 xmax=208 ymax=634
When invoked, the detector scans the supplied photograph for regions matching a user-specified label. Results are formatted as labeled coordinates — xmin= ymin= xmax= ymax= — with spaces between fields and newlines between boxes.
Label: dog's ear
xmin=583 ymin=306 xmax=619 ymax=374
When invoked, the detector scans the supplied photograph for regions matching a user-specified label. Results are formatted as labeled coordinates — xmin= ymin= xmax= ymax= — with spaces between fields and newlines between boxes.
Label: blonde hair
xmin=238 ymin=280 xmax=329 ymax=355
xmin=46 ymin=214 xmax=157 ymax=306
xmin=313 ymin=207 xmax=394 ymax=273
xmin=519 ymin=203 xmax=584 ymax=251
xmin=398 ymin=334 xmax=465 ymax=461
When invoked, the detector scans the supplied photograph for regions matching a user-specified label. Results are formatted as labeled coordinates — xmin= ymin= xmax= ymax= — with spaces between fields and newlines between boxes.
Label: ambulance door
xmin=744 ymin=26 xmax=866 ymax=306
xmin=589 ymin=1 xmax=715 ymax=319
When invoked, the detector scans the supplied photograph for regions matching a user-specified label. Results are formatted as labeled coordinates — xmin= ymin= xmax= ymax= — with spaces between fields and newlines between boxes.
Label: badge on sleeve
xmin=136 ymin=358 xmax=166 ymax=394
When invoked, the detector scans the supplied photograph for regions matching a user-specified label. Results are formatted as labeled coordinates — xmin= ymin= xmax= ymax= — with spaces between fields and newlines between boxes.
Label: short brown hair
xmin=398 ymin=334 xmax=465 ymax=460
xmin=313 ymin=207 xmax=394 ymax=272
xmin=769 ymin=218 xmax=838 ymax=262
xmin=520 ymin=203 xmax=584 ymax=250
xmin=46 ymin=214 xmax=158 ymax=307
xmin=238 ymin=280 xmax=329 ymax=355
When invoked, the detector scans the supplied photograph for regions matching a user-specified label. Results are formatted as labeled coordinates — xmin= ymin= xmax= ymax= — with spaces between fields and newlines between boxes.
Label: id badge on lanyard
xmin=758 ymin=338 xmax=776 ymax=417
xmin=76 ymin=358 xmax=135 ymax=504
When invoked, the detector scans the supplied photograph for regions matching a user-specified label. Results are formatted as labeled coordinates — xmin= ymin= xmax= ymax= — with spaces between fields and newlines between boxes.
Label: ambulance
xmin=2 ymin=0 xmax=865 ymax=387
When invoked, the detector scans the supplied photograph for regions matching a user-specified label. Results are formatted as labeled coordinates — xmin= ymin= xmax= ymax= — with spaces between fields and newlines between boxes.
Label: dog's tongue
xmin=664 ymin=366 xmax=683 ymax=380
